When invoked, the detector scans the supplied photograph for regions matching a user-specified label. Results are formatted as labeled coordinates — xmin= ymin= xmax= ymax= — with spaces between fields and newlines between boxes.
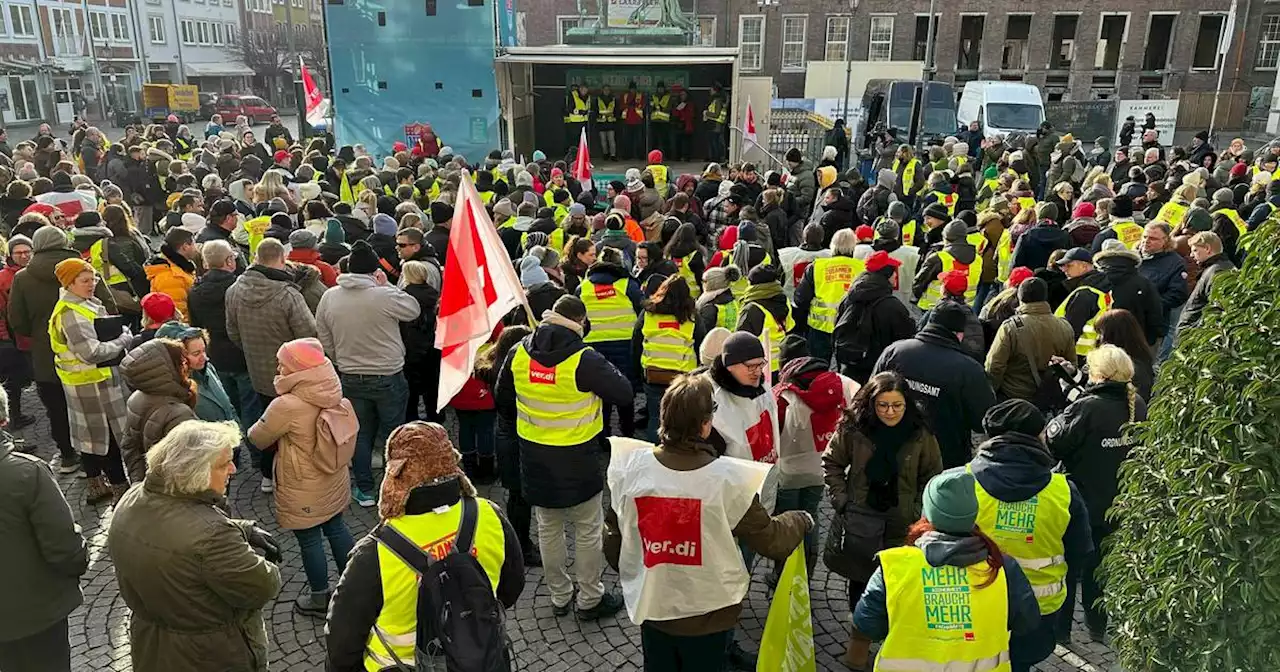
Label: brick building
xmin=523 ymin=1 xmax=1276 ymax=107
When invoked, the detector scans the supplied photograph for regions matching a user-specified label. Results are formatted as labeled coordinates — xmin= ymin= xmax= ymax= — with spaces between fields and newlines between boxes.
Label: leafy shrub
xmin=1103 ymin=221 xmax=1280 ymax=671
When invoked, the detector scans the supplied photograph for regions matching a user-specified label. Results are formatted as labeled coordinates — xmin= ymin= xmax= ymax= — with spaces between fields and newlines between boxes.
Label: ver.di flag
xmin=756 ymin=543 xmax=816 ymax=672
xmin=434 ymin=170 xmax=526 ymax=412
xmin=573 ymin=126 xmax=593 ymax=191
xmin=744 ymin=96 xmax=757 ymax=144
xmin=300 ymin=58 xmax=327 ymax=126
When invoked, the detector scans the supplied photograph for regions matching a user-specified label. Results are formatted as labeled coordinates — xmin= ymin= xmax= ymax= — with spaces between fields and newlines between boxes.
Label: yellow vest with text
xmin=972 ymin=468 xmax=1071 ymax=615
xmin=568 ymin=91 xmax=590 ymax=123
xmin=934 ymin=191 xmax=958 ymax=217
xmin=1054 ymin=286 xmax=1111 ymax=356
xmin=744 ymin=301 xmax=794 ymax=372
xmin=1156 ymin=200 xmax=1188 ymax=229
xmin=640 ymin=312 xmax=696 ymax=373
xmin=1220 ymin=208 xmax=1247 ymax=236
xmin=647 ymin=164 xmax=668 ymax=194
xmin=651 ymin=93 xmax=671 ymax=122
xmin=893 ymin=158 xmax=918 ymax=194
xmin=875 ymin=546 xmax=1011 ymax=672
xmin=919 ymin=250 xmax=982 ymax=309
xmin=1110 ymin=220 xmax=1144 ymax=250
xmin=901 ymin=220 xmax=917 ymax=247
xmin=88 ymin=239 xmax=126 ymax=286
xmin=596 ymin=96 xmax=616 ymax=123
xmin=49 ymin=299 xmax=113 ymax=386
xmin=808 ymin=256 xmax=864 ymax=333
xmin=580 ymin=278 xmax=635 ymax=342
xmin=362 ymin=501 xmax=507 ymax=672
xmin=672 ymin=253 xmax=701 ymax=298
xmin=510 ymin=345 xmax=603 ymax=445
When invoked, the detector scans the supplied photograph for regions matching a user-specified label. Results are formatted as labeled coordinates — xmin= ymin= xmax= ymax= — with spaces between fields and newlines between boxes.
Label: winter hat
xmin=1035 ymin=201 xmax=1058 ymax=222
xmin=865 ymin=250 xmax=901 ymax=274
xmin=519 ymin=255 xmax=548 ymax=287
xmin=1112 ymin=194 xmax=1134 ymax=218
xmin=430 ymin=202 xmax=454 ymax=225
xmin=613 ymin=194 xmax=632 ymax=212
xmin=276 ymin=337 xmax=328 ymax=374
xmin=747 ymin=263 xmax=779 ymax=286
xmin=289 ymin=229 xmax=318 ymax=249
xmin=522 ymin=191 xmax=541 ymax=208
xmin=273 ymin=150 xmax=289 ymax=164
xmin=886 ymin=201 xmax=908 ymax=223
xmin=784 ymin=148 xmax=803 ymax=164
xmin=1183 ymin=206 xmax=1213 ymax=233
xmin=1071 ymin=202 xmax=1096 ymax=220
xmin=347 ymin=239 xmax=380 ymax=274
xmin=550 ymin=167 xmax=564 ymax=179
xmin=958 ymin=210 xmax=977 ymax=231
xmin=1007 ymin=267 xmax=1035 ymax=288
xmin=568 ymin=203 xmax=586 ymax=217
xmin=779 ymin=334 xmax=809 ymax=365
xmin=702 ymin=266 xmax=728 ymax=292
xmin=32 ymin=225 xmax=67 ymax=252
xmin=942 ymin=219 xmax=967 ymax=243
xmin=940 ymin=270 xmax=969 ymax=297
xmin=700 ymin=327 xmax=732 ymax=366
xmin=75 ymin=211 xmax=102 ymax=229
xmin=922 ymin=468 xmax=979 ymax=535
xmin=523 ymin=231 xmax=549 ymax=250
xmin=379 ymin=421 xmax=476 ymax=521
xmin=324 ymin=218 xmax=346 ymax=245
xmin=140 ymin=292 xmax=178 ymax=324
xmin=923 ymin=203 xmax=949 ymax=222
xmin=493 ymin=199 xmax=515 ymax=220
xmin=648 ymin=149 xmax=663 ymax=164
xmin=982 ymin=398 xmax=1046 ymax=437
xmin=54 ymin=257 xmax=93 ymax=288
xmin=720 ymin=331 xmax=765 ymax=367
xmin=605 ymin=213 xmax=625 ymax=231
xmin=591 ymin=213 xmax=606 ymax=231
xmin=532 ymin=149 xmax=547 ymax=162
xmin=817 ymin=166 xmax=838 ymax=189
xmin=1096 ymin=238 xmax=1139 ymax=263
xmin=372 ymin=213 xmax=397 ymax=237
xmin=1230 ymin=162 xmax=1249 ymax=178
xmin=875 ymin=218 xmax=901 ymax=241
xmin=876 ymin=169 xmax=897 ymax=190
xmin=855 ymin=224 xmax=875 ymax=241
xmin=1212 ymin=188 xmax=1235 ymax=206
xmin=7 ymin=234 xmax=32 ymax=253
xmin=1016 ymin=277 xmax=1048 ymax=304
xmin=928 ymin=301 xmax=968 ymax=333
xmin=738 ymin=220 xmax=759 ymax=242
xmin=181 ymin=213 xmax=207 ymax=231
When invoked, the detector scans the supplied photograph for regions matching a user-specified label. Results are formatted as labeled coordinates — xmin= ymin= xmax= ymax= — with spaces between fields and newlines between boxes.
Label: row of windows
xmin=149 ymin=0 xmax=236 ymax=7
xmin=178 ymin=19 xmax=239 ymax=46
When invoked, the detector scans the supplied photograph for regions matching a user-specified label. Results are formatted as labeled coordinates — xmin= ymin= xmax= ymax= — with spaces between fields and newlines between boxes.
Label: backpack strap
xmin=375 ymin=523 xmax=434 ymax=576
xmin=453 ymin=497 xmax=480 ymax=557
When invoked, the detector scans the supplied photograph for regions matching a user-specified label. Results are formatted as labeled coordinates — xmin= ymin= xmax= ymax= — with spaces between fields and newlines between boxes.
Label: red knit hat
xmin=1230 ymin=162 xmax=1248 ymax=177
xmin=140 ymin=292 xmax=177 ymax=324
xmin=648 ymin=149 xmax=663 ymax=164
xmin=1007 ymin=266 xmax=1035 ymax=288
xmin=855 ymin=225 xmax=875 ymax=241
xmin=941 ymin=270 xmax=969 ymax=297
xmin=1071 ymin=202 xmax=1095 ymax=220
xmin=866 ymin=250 xmax=901 ymax=273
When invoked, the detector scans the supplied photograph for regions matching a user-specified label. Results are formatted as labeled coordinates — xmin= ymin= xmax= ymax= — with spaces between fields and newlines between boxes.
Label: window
xmin=1096 ymin=15 xmax=1127 ymax=70
xmin=1145 ymin=14 xmax=1176 ymax=70
xmin=197 ymin=20 xmax=210 ymax=44
xmin=9 ymin=77 xmax=39 ymax=121
xmin=1192 ymin=14 xmax=1226 ymax=69
xmin=825 ymin=16 xmax=849 ymax=62
xmin=556 ymin=16 xmax=579 ymax=43
xmin=181 ymin=18 xmax=196 ymax=44
xmin=212 ymin=22 xmax=223 ymax=45
xmin=111 ymin=14 xmax=130 ymax=41
xmin=1050 ymin=15 xmax=1078 ymax=69
xmin=1003 ymin=14 xmax=1031 ymax=69
xmin=957 ymin=15 xmax=983 ymax=70
xmin=913 ymin=14 xmax=938 ymax=62
xmin=739 ymin=15 xmax=764 ymax=71
xmin=8 ymin=5 xmax=32 ymax=36
xmin=867 ymin=15 xmax=893 ymax=62
xmin=148 ymin=14 xmax=165 ymax=43
xmin=781 ymin=16 xmax=806 ymax=71
xmin=88 ymin=11 xmax=108 ymax=41
xmin=697 ymin=16 xmax=716 ymax=47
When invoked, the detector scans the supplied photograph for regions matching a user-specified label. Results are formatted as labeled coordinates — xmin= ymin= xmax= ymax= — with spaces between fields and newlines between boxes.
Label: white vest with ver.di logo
xmin=609 ymin=447 xmax=769 ymax=624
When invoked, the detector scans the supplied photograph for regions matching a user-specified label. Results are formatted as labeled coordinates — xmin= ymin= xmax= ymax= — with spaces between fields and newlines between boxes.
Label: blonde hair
xmin=1174 ymin=183 xmax=1198 ymax=203
xmin=1086 ymin=344 xmax=1137 ymax=421
xmin=400 ymin=260 xmax=431 ymax=285
xmin=1189 ymin=231 xmax=1222 ymax=253
xmin=145 ymin=420 xmax=241 ymax=495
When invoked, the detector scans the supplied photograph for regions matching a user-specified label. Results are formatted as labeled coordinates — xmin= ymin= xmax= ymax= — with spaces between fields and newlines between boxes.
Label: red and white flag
xmin=573 ymin=126 xmax=591 ymax=184
xmin=300 ymin=58 xmax=326 ymax=126
xmin=434 ymin=170 xmax=526 ymax=412
xmin=744 ymin=96 xmax=757 ymax=144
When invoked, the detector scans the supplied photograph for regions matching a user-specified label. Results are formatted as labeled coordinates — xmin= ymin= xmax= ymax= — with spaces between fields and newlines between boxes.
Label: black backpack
xmin=833 ymin=292 xmax=893 ymax=371
xmin=373 ymin=497 xmax=510 ymax=672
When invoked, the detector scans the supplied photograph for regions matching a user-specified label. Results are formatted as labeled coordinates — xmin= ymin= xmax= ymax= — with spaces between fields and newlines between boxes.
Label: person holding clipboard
xmin=47 ymin=257 xmax=133 ymax=504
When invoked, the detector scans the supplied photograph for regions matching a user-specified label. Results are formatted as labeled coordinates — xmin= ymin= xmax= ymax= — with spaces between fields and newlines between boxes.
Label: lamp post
xmin=840 ymin=0 xmax=859 ymax=122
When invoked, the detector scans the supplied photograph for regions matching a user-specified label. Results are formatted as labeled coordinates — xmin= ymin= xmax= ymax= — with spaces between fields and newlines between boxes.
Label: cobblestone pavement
xmin=12 ymin=387 xmax=1122 ymax=672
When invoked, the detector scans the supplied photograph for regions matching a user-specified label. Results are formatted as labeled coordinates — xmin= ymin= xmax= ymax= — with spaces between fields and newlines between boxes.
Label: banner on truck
xmin=1116 ymin=100 xmax=1179 ymax=146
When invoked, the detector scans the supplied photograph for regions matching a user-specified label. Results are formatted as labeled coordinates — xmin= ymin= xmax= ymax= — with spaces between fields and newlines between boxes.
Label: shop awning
xmin=184 ymin=62 xmax=255 ymax=77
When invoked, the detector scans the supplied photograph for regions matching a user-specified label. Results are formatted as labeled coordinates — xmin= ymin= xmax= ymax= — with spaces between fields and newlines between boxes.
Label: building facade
xmin=140 ymin=0 xmax=251 ymax=93
xmin=523 ymin=1 xmax=1274 ymax=108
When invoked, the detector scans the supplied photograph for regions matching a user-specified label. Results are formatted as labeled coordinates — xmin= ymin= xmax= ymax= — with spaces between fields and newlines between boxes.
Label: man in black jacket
xmin=187 ymin=238 xmax=258 ymax=444
xmin=834 ymin=250 xmax=915 ymax=383
xmin=1176 ymin=231 xmax=1235 ymax=334
xmin=1137 ymin=221 xmax=1187 ymax=358
xmin=1091 ymin=239 xmax=1165 ymax=345
xmin=425 ymin=202 xmax=453 ymax=266
xmin=1011 ymin=202 xmax=1071 ymax=271
xmin=872 ymin=302 xmax=996 ymax=468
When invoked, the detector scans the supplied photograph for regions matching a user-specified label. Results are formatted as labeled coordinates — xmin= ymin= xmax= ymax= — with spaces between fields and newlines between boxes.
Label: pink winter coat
xmin=247 ymin=360 xmax=358 ymax=530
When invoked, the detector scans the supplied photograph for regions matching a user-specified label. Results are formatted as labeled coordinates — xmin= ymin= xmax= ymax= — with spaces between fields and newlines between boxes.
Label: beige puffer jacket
xmin=247 ymin=359 xmax=356 ymax=530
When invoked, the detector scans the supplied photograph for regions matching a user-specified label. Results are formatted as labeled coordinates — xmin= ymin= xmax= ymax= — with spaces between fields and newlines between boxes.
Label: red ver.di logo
xmin=634 ymin=496 xmax=702 ymax=568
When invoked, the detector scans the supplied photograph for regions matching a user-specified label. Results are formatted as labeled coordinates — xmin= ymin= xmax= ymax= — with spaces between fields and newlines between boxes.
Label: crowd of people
xmin=0 ymin=107 xmax=1256 ymax=672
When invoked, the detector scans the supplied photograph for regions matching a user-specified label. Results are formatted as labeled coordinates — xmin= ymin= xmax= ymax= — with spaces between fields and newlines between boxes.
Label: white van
xmin=957 ymin=82 xmax=1045 ymax=141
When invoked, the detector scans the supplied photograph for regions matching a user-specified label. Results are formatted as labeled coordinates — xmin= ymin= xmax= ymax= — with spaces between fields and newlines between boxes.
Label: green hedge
xmin=1103 ymin=221 xmax=1280 ymax=671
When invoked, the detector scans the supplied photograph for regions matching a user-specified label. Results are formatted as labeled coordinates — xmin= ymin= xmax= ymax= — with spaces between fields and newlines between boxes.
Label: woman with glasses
xmin=821 ymin=371 xmax=943 ymax=670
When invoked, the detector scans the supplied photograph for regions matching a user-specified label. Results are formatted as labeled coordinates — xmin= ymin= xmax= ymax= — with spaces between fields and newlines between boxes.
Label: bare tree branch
xmin=226 ymin=29 xmax=291 ymax=81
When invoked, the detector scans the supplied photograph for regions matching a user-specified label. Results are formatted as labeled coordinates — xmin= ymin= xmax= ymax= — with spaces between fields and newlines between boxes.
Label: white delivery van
xmin=957 ymin=81 xmax=1045 ymax=141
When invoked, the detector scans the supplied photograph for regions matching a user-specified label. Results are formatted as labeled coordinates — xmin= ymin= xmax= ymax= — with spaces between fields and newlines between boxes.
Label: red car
xmin=212 ymin=94 xmax=278 ymax=124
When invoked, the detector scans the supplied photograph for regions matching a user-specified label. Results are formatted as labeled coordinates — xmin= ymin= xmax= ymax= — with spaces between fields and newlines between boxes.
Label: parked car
xmin=199 ymin=92 xmax=218 ymax=120
xmin=213 ymin=94 xmax=278 ymax=124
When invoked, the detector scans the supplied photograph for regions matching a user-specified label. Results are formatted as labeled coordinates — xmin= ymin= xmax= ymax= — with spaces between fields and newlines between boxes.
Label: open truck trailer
xmin=494 ymin=46 xmax=754 ymax=169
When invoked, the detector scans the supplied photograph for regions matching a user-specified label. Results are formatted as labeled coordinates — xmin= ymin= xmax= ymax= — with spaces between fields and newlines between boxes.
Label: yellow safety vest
xmin=875 ymin=546 xmax=1011 ymax=672
xmin=972 ymin=469 xmax=1072 ymax=615
xmin=542 ymin=187 xmax=563 ymax=208
xmin=647 ymin=164 xmax=668 ymax=194
xmin=385 ymin=184 xmax=422 ymax=201
xmin=651 ymin=93 xmax=671 ymax=122
xmin=953 ymin=155 xmax=969 ymax=169
xmin=498 ymin=215 xmax=517 ymax=230
xmin=579 ymin=278 xmax=635 ymax=343
xmin=48 ymin=299 xmax=113 ymax=386
xmin=919 ymin=250 xmax=983 ymax=309
xmin=892 ymin=158 xmax=918 ymax=194
xmin=478 ymin=190 xmax=495 ymax=205
xmin=245 ymin=215 xmax=270 ymax=263
xmin=672 ymin=253 xmax=701 ymax=299
xmin=1054 ymin=286 xmax=1111 ymax=357
xmin=934 ymin=191 xmax=958 ymax=217
xmin=1156 ymin=200 xmax=1187 ymax=229
xmin=967 ymin=231 xmax=988 ymax=255
xmin=1017 ymin=196 xmax=1036 ymax=214
xmin=704 ymin=98 xmax=727 ymax=125
xmin=553 ymin=204 xmax=568 ymax=225
xmin=491 ymin=167 xmax=508 ymax=185
xmin=428 ymin=181 xmax=442 ymax=202
xmin=88 ymin=239 xmax=126 ymax=286
xmin=596 ymin=97 xmax=616 ymax=123
xmin=1110 ymin=220 xmax=1144 ymax=250
xmin=1220 ymin=208 xmax=1247 ymax=236
xmin=715 ymin=299 xmax=738 ymax=330
xmin=1006 ymin=169 xmax=1030 ymax=183
xmin=994 ymin=228 xmax=1013 ymax=283
xmin=568 ymin=91 xmax=590 ymax=123
xmin=640 ymin=312 xmax=696 ymax=373
xmin=807 ymin=256 xmax=864 ymax=333
xmin=362 ymin=500 xmax=507 ymax=672
xmin=723 ymin=249 xmax=773 ymax=297
xmin=510 ymin=345 xmax=603 ymax=445
xmin=339 ymin=172 xmax=355 ymax=204
xmin=523 ymin=227 xmax=567 ymax=253
xmin=901 ymin=220 xmax=917 ymax=247
xmin=744 ymin=301 xmax=794 ymax=373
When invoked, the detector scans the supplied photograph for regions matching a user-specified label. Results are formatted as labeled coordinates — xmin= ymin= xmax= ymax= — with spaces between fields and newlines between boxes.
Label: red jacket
xmin=622 ymin=92 xmax=645 ymax=125
xmin=671 ymin=99 xmax=695 ymax=134
xmin=287 ymin=248 xmax=339 ymax=287
xmin=0 ymin=261 xmax=29 ymax=349
xmin=450 ymin=376 xmax=496 ymax=411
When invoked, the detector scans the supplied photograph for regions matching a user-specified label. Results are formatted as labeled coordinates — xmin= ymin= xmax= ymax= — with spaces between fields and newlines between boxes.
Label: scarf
xmin=864 ymin=418 xmax=917 ymax=512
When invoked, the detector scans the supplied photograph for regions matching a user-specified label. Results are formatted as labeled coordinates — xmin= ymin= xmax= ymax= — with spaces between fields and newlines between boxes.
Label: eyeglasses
xmin=743 ymin=360 xmax=768 ymax=373
xmin=875 ymin=402 xmax=907 ymax=412
xmin=396 ymin=242 xmax=416 ymax=248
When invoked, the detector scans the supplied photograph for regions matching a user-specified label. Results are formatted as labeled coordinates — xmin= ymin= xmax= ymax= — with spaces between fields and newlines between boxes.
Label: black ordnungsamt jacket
xmin=1046 ymin=380 xmax=1147 ymax=528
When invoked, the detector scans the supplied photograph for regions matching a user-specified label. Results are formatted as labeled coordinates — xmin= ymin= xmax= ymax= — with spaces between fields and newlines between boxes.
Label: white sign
xmin=607 ymin=0 xmax=659 ymax=27
xmin=1116 ymin=100 xmax=1179 ymax=146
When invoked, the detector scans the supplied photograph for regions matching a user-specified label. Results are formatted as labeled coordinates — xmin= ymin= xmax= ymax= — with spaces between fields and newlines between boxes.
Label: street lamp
xmin=840 ymin=0 xmax=859 ymax=122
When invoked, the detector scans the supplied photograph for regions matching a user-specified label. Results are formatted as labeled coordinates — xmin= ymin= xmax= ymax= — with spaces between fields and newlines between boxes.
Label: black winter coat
xmin=1097 ymin=255 xmax=1165 ymax=344
xmin=761 ymin=203 xmax=790 ymax=253
xmin=186 ymin=269 xmax=248 ymax=373
xmin=873 ymin=324 xmax=996 ymax=468
xmin=1046 ymin=380 xmax=1147 ymax=529
xmin=834 ymin=269 xmax=916 ymax=383
xmin=1137 ymin=250 xmax=1189 ymax=312
xmin=1010 ymin=221 xmax=1072 ymax=271
xmin=1177 ymin=253 xmax=1235 ymax=331
xmin=400 ymin=282 xmax=439 ymax=365
xmin=819 ymin=198 xmax=857 ymax=245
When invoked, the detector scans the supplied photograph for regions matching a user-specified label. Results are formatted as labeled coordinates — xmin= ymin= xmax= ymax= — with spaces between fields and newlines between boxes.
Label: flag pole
xmin=730 ymin=128 xmax=785 ymax=167
xmin=462 ymin=168 xmax=540 ymax=329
